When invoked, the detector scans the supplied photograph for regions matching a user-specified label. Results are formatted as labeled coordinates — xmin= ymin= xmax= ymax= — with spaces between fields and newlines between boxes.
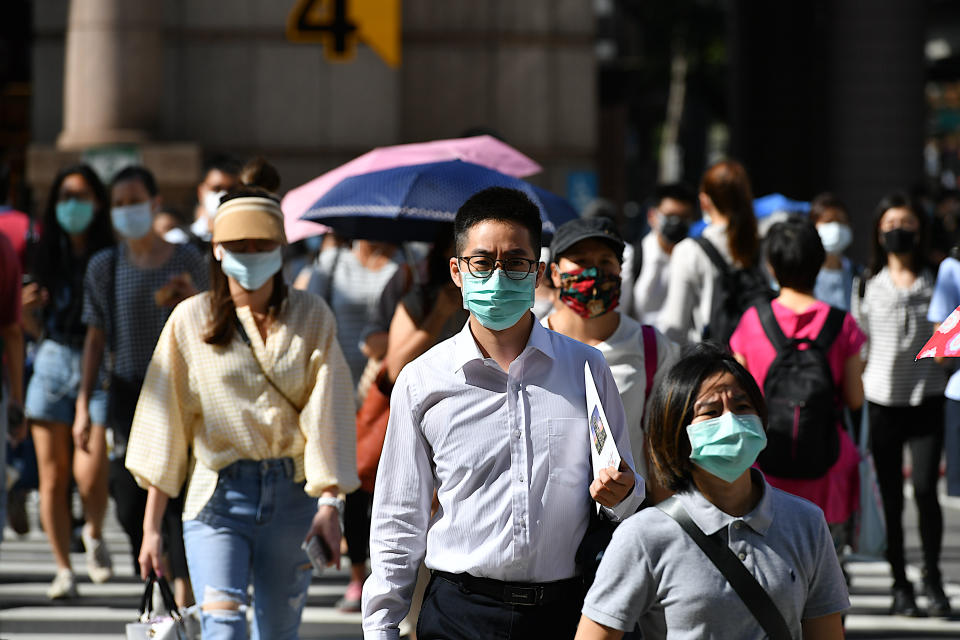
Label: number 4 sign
xmin=286 ymin=0 xmax=401 ymax=68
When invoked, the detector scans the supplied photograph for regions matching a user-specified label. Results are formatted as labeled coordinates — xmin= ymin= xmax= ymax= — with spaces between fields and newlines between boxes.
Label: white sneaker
xmin=47 ymin=568 xmax=78 ymax=599
xmin=82 ymin=525 xmax=113 ymax=584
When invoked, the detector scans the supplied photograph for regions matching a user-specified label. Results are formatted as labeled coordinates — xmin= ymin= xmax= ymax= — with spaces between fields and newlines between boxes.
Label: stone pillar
xmin=56 ymin=0 xmax=164 ymax=149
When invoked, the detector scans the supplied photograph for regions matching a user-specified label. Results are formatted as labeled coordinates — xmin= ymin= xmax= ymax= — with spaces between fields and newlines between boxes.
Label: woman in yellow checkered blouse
xmin=125 ymin=187 xmax=359 ymax=639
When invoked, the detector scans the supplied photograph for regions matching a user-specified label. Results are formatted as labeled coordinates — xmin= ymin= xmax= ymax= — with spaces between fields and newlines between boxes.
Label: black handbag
xmin=657 ymin=496 xmax=793 ymax=640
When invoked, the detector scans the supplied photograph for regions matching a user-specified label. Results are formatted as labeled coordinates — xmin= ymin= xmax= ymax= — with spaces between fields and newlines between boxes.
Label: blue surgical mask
xmin=218 ymin=246 xmax=283 ymax=291
xmin=56 ymin=199 xmax=95 ymax=235
xmin=687 ymin=412 xmax=767 ymax=483
xmin=461 ymin=269 xmax=535 ymax=331
xmin=111 ymin=201 xmax=153 ymax=239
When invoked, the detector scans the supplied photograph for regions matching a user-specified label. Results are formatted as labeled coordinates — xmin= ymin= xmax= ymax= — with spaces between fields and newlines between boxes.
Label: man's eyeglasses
xmin=457 ymin=256 xmax=538 ymax=280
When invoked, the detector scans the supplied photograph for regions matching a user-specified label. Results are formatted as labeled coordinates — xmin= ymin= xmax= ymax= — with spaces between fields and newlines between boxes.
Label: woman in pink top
xmin=730 ymin=218 xmax=865 ymax=548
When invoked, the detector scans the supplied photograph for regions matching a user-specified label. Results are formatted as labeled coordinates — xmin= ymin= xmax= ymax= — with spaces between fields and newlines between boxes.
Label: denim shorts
xmin=24 ymin=339 xmax=107 ymax=425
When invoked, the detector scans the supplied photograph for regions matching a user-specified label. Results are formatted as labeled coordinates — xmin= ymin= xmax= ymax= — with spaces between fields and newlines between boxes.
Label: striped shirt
xmin=124 ymin=289 xmax=360 ymax=520
xmin=362 ymin=318 xmax=644 ymax=639
xmin=852 ymin=267 xmax=945 ymax=406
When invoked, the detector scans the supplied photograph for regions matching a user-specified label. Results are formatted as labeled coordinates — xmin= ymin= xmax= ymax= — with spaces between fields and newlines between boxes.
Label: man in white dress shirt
xmin=361 ymin=187 xmax=644 ymax=640
xmin=632 ymin=184 xmax=698 ymax=326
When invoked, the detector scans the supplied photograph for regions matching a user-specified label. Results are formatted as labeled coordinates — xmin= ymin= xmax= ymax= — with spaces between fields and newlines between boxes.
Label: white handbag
xmin=126 ymin=573 xmax=189 ymax=640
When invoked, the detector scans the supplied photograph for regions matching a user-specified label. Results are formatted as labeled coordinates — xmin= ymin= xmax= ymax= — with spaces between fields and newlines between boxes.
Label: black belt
xmin=433 ymin=571 xmax=581 ymax=606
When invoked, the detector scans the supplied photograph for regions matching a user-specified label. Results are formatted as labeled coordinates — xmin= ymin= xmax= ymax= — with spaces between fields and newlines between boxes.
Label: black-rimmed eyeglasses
xmin=457 ymin=255 xmax=538 ymax=280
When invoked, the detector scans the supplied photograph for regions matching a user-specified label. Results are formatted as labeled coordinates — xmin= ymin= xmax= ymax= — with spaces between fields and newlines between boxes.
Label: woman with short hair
xmin=575 ymin=344 xmax=848 ymax=640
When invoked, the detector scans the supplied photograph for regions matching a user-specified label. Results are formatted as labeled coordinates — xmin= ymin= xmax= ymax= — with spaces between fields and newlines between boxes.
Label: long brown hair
xmin=700 ymin=159 xmax=758 ymax=267
xmin=204 ymin=264 xmax=287 ymax=346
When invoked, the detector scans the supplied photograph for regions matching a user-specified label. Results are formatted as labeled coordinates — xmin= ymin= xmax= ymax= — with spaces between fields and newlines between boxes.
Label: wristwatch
xmin=317 ymin=496 xmax=345 ymax=533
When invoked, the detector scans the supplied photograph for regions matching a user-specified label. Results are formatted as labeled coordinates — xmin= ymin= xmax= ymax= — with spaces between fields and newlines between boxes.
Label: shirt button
xmin=515 ymin=429 xmax=522 ymax=439
xmin=734 ymin=521 xmax=743 ymax=530
xmin=519 ymin=517 xmax=526 ymax=528
xmin=512 ymin=383 xmax=521 ymax=392
xmin=738 ymin=552 xmax=747 ymax=561
xmin=519 ymin=475 xmax=525 ymax=483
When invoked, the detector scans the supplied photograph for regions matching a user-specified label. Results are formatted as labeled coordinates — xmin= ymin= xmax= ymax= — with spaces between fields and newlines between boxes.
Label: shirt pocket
xmin=547 ymin=417 xmax=588 ymax=488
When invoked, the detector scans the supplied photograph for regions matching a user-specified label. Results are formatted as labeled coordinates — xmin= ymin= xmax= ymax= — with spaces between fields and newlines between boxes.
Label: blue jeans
xmin=183 ymin=459 xmax=316 ymax=640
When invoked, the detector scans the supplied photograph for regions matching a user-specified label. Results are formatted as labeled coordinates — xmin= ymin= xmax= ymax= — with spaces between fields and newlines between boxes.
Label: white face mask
xmin=204 ymin=190 xmax=227 ymax=217
xmin=817 ymin=222 xmax=852 ymax=255
xmin=110 ymin=201 xmax=153 ymax=240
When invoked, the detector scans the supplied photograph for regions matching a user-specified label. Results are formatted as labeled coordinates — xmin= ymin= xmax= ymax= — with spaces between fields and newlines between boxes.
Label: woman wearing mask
xmin=811 ymin=193 xmax=858 ymax=311
xmin=852 ymin=192 xmax=950 ymax=617
xmin=25 ymin=165 xmax=115 ymax=599
xmin=575 ymin=344 xmax=848 ymax=640
xmin=659 ymin=160 xmax=761 ymax=344
xmin=126 ymin=189 xmax=359 ymax=638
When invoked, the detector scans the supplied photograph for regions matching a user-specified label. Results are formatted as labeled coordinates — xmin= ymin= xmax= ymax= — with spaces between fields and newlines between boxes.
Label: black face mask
xmin=882 ymin=228 xmax=917 ymax=254
xmin=660 ymin=215 xmax=690 ymax=245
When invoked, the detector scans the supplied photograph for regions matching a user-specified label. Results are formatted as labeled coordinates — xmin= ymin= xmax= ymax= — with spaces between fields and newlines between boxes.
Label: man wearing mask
xmin=542 ymin=218 xmax=679 ymax=500
xmin=74 ymin=165 xmax=207 ymax=605
xmin=811 ymin=193 xmax=858 ymax=311
xmin=189 ymin=156 xmax=240 ymax=243
xmin=632 ymin=184 xmax=698 ymax=325
xmin=362 ymin=187 xmax=643 ymax=640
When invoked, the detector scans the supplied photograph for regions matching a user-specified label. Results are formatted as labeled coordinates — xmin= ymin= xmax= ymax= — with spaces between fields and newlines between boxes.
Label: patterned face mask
xmin=557 ymin=267 xmax=621 ymax=318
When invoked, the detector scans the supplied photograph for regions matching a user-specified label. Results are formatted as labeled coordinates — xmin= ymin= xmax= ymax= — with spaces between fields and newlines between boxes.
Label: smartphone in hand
xmin=301 ymin=536 xmax=329 ymax=576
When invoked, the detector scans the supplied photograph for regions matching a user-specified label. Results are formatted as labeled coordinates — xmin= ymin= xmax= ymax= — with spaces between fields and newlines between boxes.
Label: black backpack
xmin=694 ymin=237 xmax=774 ymax=346
xmin=755 ymin=302 xmax=845 ymax=479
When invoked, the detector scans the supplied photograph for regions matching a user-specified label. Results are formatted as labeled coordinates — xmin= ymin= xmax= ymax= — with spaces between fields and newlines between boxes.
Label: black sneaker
xmin=924 ymin=582 xmax=952 ymax=618
xmin=891 ymin=586 xmax=922 ymax=617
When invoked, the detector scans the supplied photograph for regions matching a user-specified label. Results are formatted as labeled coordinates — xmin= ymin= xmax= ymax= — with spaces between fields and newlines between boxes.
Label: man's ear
xmin=449 ymin=256 xmax=463 ymax=288
xmin=535 ymin=261 xmax=547 ymax=288
xmin=549 ymin=262 xmax=562 ymax=289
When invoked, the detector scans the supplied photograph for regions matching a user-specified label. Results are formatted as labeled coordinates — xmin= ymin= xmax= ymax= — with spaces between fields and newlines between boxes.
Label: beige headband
xmin=212 ymin=196 xmax=286 ymax=244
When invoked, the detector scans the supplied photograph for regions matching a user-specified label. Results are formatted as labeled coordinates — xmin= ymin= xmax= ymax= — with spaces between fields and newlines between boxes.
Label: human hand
xmin=154 ymin=272 xmax=196 ymax=307
xmin=21 ymin=283 xmax=48 ymax=311
xmin=71 ymin=403 xmax=91 ymax=452
xmin=589 ymin=460 xmax=636 ymax=508
xmin=139 ymin=529 xmax=165 ymax=580
xmin=304 ymin=505 xmax=342 ymax=570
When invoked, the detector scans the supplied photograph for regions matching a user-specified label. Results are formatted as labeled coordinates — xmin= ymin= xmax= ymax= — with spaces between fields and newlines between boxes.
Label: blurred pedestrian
xmin=190 ymin=155 xmax=240 ymax=243
xmin=543 ymin=217 xmax=679 ymax=501
xmin=852 ymin=192 xmax=951 ymax=617
xmin=730 ymin=218 xmax=864 ymax=553
xmin=24 ymin=164 xmax=114 ymax=599
xmin=126 ymin=188 xmax=358 ymax=639
xmin=74 ymin=165 xmax=207 ymax=604
xmin=575 ymin=344 xmax=848 ymax=640
xmin=929 ymin=235 xmax=960 ymax=498
xmin=363 ymin=187 xmax=642 ymax=639
xmin=659 ymin=160 xmax=763 ymax=345
xmin=632 ymin=184 xmax=698 ymax=326
xmin=1 ymin=232 xmax=25 ymax=544
xmin=810 ymin=193 xmax=859 ymax=311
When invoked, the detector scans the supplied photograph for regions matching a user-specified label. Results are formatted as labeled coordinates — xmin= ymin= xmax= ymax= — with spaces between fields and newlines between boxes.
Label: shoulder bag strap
xmin=233 ymin=315 xmax=302 ymax=414
xmin=106 ymin=247 xmax=119 ymax=373
xmin=755 ymin=301 xmax=789 ymax=351
xmin=694 ymin=236 xmax=730 ymax=276
xmin=658 ymin=496 xmax=793 ymax=640
xmin=641 ymin=325 xmax=657 ymax=402
xmin=813 ymin=306 xmax=846 ymax=351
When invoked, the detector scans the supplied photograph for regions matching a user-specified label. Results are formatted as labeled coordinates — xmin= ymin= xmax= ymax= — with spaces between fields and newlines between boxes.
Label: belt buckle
xmin=504 ymin=585 xmax=542 ymax=606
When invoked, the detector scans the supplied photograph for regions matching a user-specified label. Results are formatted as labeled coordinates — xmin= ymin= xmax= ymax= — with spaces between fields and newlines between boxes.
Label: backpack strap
xmin=694 ymin=236 xmax=730 ymax=276
xmin=814 ymin=306 xmax=846 ymax=351
xmin=755 ymin=301 xmax=788 ymax=351
xmin=658 ymin=496 xmax=793 ymax=640
xmin=641 ymin=325 xmax=657 ymax=402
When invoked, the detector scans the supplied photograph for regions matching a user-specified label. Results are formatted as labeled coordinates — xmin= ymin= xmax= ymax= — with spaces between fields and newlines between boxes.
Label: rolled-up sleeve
xmin=595 ymin=353 xmax=645 ymax=521
xmin=362 ymin=368 xmax=434 ymax=640
xmin=301 ymin=305 xmax=360 ymax=496
xmin=125 ymin=307 xmax=198 ymax=497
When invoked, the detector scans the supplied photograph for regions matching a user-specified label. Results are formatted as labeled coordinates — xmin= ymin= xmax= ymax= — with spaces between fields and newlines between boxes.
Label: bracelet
xmin=317 ymin=496 xmax=345 ymax=533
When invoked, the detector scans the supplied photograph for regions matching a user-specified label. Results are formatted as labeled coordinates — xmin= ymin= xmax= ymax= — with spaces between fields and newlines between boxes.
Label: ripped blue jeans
xmin=183 ymin=458 xmax=316 ymax=640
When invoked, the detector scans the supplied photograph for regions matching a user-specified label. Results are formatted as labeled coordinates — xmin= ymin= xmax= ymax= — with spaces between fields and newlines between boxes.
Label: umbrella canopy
xmin=754 ymin=193 xmax=811 ymax=218
xmin=917 ymin=304 xmax=960 ymax=359
xmin=282 ymin=135 xmax=541 ymax=242
xmin=301 ymin=159 xmax=574 ymax=244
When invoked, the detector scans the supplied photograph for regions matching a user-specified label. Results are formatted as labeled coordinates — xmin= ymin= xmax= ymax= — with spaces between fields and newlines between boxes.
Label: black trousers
xmin=108 ymin=458 xmax=188 ymax=579
xmin=344 ymin=488 xmax=372 ymax=566
xmin=417 ymin=573 xmax=582 ymax=640
xmin=867 ymin=399 xmax=945 ymax=588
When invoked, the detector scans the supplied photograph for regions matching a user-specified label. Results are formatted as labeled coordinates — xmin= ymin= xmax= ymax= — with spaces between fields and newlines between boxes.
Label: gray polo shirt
xmin=582 ymin=471 xmax=849 ymax=639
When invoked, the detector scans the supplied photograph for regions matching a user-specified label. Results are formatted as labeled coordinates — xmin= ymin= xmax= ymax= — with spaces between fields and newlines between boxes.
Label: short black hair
xmin=654 ymin=183 xmax=697 ymax=209
xmin=765 ymin=216 xmax=825 ymax=292
xmin=809 ymin=192 xmax=848 ymax=224
xmin=454 ymin=187 xmax=542 ymax=255
xmin=111 ymin=165 xmax=158 ymax=197
xmin=202 ymin=154 xmax=241 ymax=179
xmin=870 ymin=191 xmax=929 ymax=274
xmin=645 ymin=343 xmax=768 ymax=493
